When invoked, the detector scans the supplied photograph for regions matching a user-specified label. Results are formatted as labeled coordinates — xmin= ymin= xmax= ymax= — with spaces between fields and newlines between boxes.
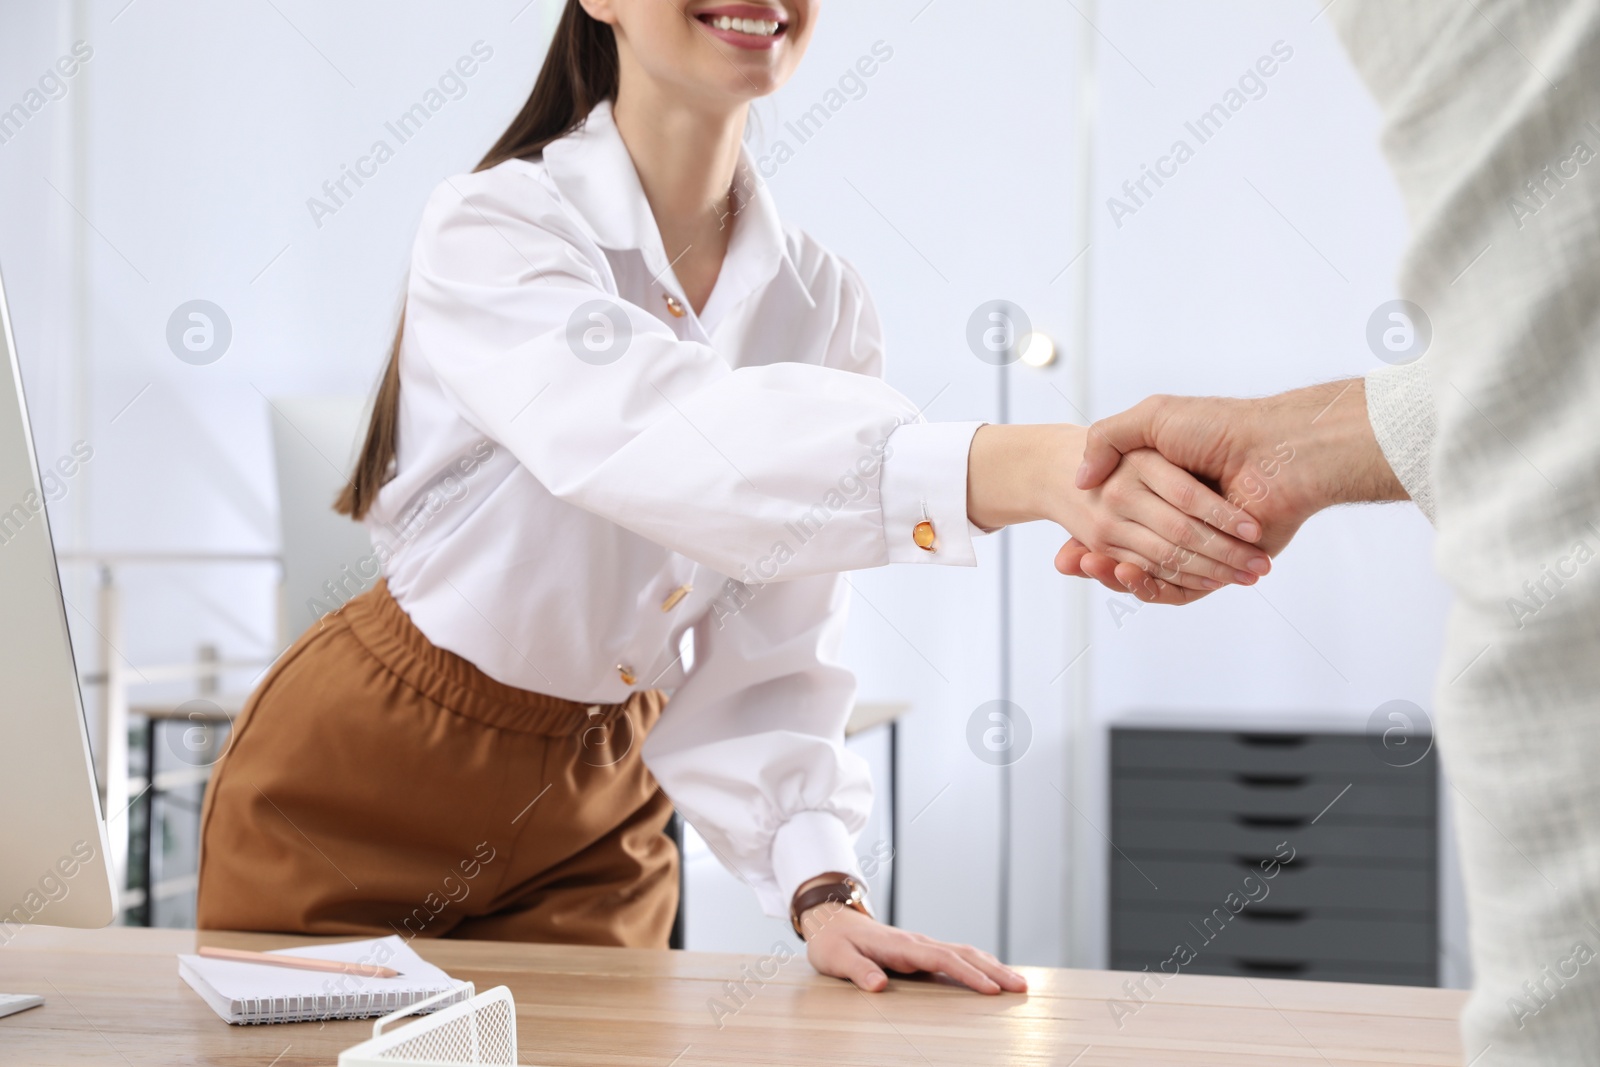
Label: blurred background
xmin=0 ymin=0 xmax=1456 ymax=985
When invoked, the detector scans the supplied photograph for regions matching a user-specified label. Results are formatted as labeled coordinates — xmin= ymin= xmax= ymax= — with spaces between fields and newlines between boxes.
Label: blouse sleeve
xmin=404 ymin=172 xmax=984 ymax=578
xmin=640 ymin=570 xmax=872 ymax=917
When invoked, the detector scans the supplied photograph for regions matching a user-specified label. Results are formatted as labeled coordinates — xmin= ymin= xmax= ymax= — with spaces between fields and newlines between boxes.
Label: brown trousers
xmin=196 ymin=581 xmax=677 ymax=947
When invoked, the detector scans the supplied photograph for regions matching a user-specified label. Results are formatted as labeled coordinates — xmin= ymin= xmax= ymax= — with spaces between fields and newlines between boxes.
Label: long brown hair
xmin=335 ymin=0 xmax=619 ymax=519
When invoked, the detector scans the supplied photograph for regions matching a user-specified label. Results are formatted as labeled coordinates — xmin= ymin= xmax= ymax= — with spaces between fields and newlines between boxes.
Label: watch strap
xmin=790 ymin=874 xmax=869 ymax=939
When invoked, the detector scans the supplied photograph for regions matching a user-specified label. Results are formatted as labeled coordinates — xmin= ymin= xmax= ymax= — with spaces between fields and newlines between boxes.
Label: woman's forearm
xmin=966 ymin=423 xmax=1087 ymax=530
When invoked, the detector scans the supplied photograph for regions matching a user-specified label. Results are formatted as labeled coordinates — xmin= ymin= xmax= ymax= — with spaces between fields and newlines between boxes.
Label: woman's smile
xmin=692 ymin=3 xmax=790 ymax=50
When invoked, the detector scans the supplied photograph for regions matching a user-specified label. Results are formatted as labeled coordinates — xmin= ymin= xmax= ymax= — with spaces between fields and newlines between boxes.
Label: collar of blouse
xmin=540 ymin=100 xmax=813 ymax=330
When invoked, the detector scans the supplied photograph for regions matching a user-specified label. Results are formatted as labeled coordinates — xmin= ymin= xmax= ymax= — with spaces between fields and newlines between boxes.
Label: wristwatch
xmin=790 ymin=873 xmax=871 ymax=939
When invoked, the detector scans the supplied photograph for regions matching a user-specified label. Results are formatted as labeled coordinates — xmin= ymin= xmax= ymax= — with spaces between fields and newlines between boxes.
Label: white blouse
xmin=369 ymin=101 xmax=983 ymax=916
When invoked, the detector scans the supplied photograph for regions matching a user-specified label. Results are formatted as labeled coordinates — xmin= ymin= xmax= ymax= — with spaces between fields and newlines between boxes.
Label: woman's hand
xmin=800 ymin=903 xmax=1028 ymax=995
xmin=1061 ymin=445 xmax=1271 ymax=594
xmin=966 ymin=423 xmax=1269 ymax=593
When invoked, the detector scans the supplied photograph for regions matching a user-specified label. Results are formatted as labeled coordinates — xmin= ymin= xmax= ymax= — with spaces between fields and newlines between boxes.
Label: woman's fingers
xmin=810 ymin=915 xmax=1028 ymax=996
xmin=1115 ymin=561 xmax=1216 ymax=604
xmin=840 ymin=950 xmax=889 ymax=993
xmin=1102 ymin=539 xmax=1218 ymax=592
xmin=1123 ymin=449 xmax=1263 ymax=545
xmin=1071 ymin=545 xmax=1165 ymax=598
xmin=1096 ymin=544 xmax=1188 ymax=591
xmin=1066 ymin=540 xmax=1197 ymax=603
xmin=1077 ymin=448 xmax=1268 ymax=591
xmin=1119 ymin=518 xmax=1254 ymax=588
xmin=883 ymin=939 xmax=1002 ymax=994
xmin=1054 ymin=537 xmax=1091 ymax=577
xmin=953 ymin=944 xmax=1028 ymax=993
xmin=1133 ymin=488 xmax=1270 ymax=578
xmin=1065 ymin=528 xmax=1235 ymax=605
xmin=807 ymin=930 xmax=889 ymax=992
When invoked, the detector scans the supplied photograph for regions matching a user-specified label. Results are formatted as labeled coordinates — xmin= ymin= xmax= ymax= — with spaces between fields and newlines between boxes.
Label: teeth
xmin=709 ymin=14 xmax=781 ymax=36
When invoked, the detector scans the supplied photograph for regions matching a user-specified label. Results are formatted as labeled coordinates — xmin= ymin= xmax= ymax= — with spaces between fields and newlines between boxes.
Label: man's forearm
xmin=1265 ymin=378 xmax=1409 ymax=512
xmin=1061 ymin=378 xmax=1414 ymax=600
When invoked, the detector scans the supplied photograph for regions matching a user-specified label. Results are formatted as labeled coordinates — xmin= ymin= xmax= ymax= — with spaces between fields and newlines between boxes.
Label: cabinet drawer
xmin=1111 ymin=908 xmax=1435 ymax=967
xmin=1113 ymin=775 xmax=1435 ymax=820
xmin=1112 ymin=815 xmax=1434 ymax=861
xmin=1110 ymin=953 xmax=1434 ymax=987
xmin=1110 ymin=857 xmax=1435 ymax=913
xmin=1113 ymin=728 xmax=1433 ymax=781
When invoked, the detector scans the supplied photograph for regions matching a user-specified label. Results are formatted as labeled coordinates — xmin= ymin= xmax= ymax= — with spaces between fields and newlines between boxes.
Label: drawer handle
xmin=1238 ymin=908 xmax=1308 ymax=923
xmin=1236 ymin=814 xmax=1308 ymax=829
xmin=1234 ymin=958 xmax=1309 ymax=976
xmin=1236 ymin=733 xmax=1309 ymax=748
xmin=1236 ymin=774 xmax=1307 ymax=788
xmin=1236 ymin=855 xmax=1309 ymax=870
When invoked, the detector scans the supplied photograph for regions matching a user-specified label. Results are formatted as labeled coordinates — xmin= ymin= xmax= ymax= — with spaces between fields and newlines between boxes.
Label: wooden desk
xmin=0 ymin=926 xmax=1465 ymax=1066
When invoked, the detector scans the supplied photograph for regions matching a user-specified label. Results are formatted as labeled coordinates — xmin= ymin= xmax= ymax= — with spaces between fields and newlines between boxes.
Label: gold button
xmin=913 ymin=520 xmax=936 ymax=552
xmin=617 ymin=664 xmax=636 ymax=686
xmin=664 ymin=294 xmax=686 ymax=318
xmin=660 ymin=583 xmax=693 ymax=612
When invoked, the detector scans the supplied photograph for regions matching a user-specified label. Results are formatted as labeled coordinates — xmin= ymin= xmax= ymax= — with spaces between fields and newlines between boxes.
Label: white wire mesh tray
xmin=339 ymin=983 xmax=521 ymax=1067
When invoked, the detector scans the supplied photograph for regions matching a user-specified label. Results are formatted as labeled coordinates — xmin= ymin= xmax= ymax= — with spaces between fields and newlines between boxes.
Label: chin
xmin=722 ymin=70 xmax=784 ymax=99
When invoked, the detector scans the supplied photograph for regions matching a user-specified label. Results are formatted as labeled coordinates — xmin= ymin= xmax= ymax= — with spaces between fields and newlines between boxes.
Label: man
xmin=1064 ymin=4 xmax=1600 ymax=1063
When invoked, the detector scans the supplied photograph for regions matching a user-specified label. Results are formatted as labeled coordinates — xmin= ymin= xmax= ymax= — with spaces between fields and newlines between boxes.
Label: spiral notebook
xmin=178 ymin=935 xmax=469 ymax=1025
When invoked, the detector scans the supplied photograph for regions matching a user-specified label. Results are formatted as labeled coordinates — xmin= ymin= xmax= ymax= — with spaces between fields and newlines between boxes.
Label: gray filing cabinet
xmin=1109 ymin=726 xmax=1437 ymax=986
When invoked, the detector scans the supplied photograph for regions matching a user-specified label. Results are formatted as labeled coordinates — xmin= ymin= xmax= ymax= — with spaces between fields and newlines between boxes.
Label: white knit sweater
xmin=1336 ymin=3 xmax=1600 ymax=1064
xmin=1366 ymin=361 xmax=1438 ymax=524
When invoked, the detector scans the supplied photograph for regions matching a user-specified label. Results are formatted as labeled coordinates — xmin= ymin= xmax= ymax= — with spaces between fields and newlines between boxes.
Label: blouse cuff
xmin=879 ymin=421 xmax=985 ymax=566
xmin=770 ymin=810 xmax=865 ymax=920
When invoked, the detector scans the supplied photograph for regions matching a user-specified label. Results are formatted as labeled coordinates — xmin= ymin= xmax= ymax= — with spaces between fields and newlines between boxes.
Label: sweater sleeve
xmin=1365 ymin=360 xmax=1438 ymax=524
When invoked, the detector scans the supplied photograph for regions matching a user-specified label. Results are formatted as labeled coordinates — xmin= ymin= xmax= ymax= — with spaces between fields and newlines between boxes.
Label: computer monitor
xmin=0 ymin=265 xmax=117 ymax=945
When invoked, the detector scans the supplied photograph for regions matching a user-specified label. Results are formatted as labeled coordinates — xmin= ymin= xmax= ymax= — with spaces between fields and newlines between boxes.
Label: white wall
xmin=0 ymin=3 xmax=87 ymax=538
xmin=1076 ymin=0 xmax=1458 ymax=978
xmin=0 ymin=0 xmax=1457 ymax=977
xmin=49 ymin=2 xmax=563 ymax=710
xmin=762 ymin=0 xmax=1082 ymax=958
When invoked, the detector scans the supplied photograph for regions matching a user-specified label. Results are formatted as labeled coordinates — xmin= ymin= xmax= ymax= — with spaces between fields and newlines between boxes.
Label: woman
xmin=196 ymin=0 xmax=1269 ymax=994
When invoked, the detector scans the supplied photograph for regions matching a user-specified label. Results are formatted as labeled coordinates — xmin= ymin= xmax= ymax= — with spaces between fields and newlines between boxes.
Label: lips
xmin=693 ymin=4 xmax=789 ymax=50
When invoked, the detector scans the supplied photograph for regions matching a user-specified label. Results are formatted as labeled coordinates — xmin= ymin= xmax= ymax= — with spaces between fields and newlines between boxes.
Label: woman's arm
xmin=408 ymin=171 xmax=1268 ymax=586
xmin=639 ymin=573 xmax=868 ymax=921
xmin=639 ymin=571 xmax=1025 ymax=995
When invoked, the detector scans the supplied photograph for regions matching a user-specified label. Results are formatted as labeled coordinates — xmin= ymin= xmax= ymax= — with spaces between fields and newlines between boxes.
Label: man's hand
xmin=801 ymin=902 xmax=1027 ymax=995
xmin=966 ymin=423 xmax=1268 ymax=593
xmin=1060 ymin=379 xmax=1407 ymax=603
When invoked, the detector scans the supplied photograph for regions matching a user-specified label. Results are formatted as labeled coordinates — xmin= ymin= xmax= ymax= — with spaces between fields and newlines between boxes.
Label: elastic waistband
xmin=339 ymin=580 xmax=648 ymax=736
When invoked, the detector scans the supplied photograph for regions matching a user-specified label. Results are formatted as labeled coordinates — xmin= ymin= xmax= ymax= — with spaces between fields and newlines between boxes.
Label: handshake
xmin=967 ymin=379 xmax=1409 ymax=602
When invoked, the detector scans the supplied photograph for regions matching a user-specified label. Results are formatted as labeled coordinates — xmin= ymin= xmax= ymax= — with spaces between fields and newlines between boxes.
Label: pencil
xmin=197 ymin=945 xmax=401 ymax=979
